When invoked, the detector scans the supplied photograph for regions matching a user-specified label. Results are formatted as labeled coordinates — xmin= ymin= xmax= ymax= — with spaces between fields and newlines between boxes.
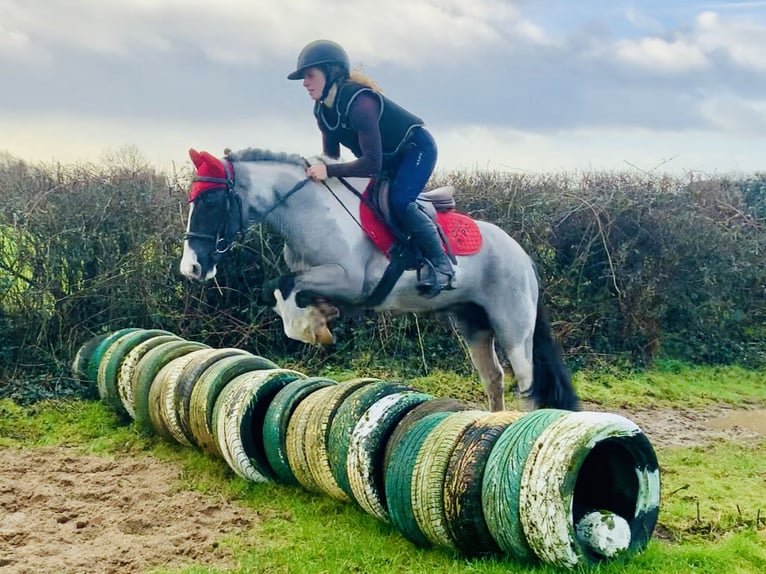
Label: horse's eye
xmin=200 ymin=190 xmax=222 ymax=206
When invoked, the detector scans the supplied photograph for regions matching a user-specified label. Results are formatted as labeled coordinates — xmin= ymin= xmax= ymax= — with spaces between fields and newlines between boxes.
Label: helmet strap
xmin=320 ymin=64 xmax=349 ymax=102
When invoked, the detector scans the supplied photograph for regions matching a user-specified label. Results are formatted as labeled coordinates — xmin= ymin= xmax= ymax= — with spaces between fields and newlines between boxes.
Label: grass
xmin=572 ymin=360 xmax=766 ymax=409
xmin=1 ymin=361 xmax=765 ymax=574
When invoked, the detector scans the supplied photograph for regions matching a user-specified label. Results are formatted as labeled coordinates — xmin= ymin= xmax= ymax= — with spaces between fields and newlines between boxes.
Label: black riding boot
xmin=400 ymin=202 xmax=456 ymax=296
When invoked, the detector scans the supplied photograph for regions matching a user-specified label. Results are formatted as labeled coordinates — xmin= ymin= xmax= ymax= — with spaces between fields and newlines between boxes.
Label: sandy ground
xmin=0 ymin=448 xmax=255 ymax=574
xmin=0 ymin=406 xmax=763 ymax=574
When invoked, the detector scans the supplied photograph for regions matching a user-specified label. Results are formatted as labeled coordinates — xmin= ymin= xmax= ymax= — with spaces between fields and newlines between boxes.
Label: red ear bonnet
xmin=188 ymin=148 xmax=229 ymax=202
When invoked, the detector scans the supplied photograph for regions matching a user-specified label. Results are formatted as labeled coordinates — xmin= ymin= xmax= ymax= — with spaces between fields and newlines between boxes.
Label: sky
xmin=1 ymin=0 xmax=765 ymax=176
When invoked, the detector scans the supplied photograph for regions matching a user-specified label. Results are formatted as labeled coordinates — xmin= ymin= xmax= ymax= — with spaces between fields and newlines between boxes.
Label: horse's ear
xmin=189 ymin=148 xmax=202 ymax=167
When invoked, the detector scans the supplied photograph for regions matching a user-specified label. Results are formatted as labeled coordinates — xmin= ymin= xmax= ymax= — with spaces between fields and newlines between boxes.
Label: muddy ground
xmin=1 ymin=406 xmax=764 ymax=574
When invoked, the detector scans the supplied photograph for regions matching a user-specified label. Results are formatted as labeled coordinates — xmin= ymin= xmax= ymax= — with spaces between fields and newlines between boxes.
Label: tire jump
xmin=74 ymin=328 xmax=660 ymax=568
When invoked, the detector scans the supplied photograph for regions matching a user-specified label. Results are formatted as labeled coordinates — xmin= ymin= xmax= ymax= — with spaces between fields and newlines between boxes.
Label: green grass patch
xmin=659 ymin=440 xmax=766 ymax=541
xmin=573 ymin=361 xmax=766 ymax=409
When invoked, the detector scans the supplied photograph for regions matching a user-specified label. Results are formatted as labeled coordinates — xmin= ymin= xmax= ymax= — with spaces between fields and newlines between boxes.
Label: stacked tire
xmin=74 ymin=329 xmax=660 ymax=569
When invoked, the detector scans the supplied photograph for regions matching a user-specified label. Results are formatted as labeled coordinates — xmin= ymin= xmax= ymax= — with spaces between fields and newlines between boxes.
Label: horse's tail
xmin=528 ymin=296 xmax=580 ymax=411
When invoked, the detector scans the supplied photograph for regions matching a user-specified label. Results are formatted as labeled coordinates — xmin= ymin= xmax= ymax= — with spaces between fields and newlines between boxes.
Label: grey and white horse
xmin=179 ymin=148 xmax=578 ymax=412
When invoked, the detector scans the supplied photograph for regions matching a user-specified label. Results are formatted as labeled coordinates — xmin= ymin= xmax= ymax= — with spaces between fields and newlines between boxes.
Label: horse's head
xmin=179 ymin=148 xmax=241 ymax=281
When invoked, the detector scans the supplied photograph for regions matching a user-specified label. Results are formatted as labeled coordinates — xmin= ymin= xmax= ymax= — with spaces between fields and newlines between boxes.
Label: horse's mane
xmin=226 ymin=148 xmax=305 ymax=167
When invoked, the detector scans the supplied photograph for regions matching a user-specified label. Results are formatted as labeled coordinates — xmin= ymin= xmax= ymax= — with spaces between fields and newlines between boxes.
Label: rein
xmin=306 ymin=158 xmax=366 ymax=233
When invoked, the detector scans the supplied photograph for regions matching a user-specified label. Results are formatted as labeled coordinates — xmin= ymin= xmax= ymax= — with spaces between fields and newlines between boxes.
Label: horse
xmin=179 ymin=148 xmax=579 ymax=412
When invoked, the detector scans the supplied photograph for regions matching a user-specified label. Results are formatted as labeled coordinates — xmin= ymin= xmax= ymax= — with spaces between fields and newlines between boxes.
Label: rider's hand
xmin=306 ymin=164 xmax=328 ymax=182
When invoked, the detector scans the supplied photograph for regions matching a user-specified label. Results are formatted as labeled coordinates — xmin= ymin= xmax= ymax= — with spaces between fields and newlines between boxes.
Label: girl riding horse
xmin=288 ymin=39 xmax=456 ymax=297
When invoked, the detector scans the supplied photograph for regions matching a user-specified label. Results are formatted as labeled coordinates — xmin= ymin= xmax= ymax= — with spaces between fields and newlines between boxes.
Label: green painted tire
xmin=482 ymin=409 xmax=568 ymax=562
xmin=285 ymin=385 xmax=335 ymax=493
xmin=263 ymin=377 xmax=338 ymax=486
xmin=187 ymin=351 xmax=280 ymax=455
xmin=87 ymin=328 xmax=140 ymax=389
xmin=97 ymin=329 xmax=174 ymax=416
xmin=326 ymin=381 xmax=410 ymax=500
xmin=411 ymin=410 xmax=487 ymax=549
xmin=176 ymin=351 xmax=277 ymax=434
xmin=443 ymin=411 xmax=523 ymax=556
xmin=382 ymin=397 xmax=474 ymax=479
xmin=519 ymin=411 xmax=660 ymax=568
xmin=213 ymin=369 xmax=305 ymax=482
xmin=118 ymin=334 xmax=183 ymax=419
xmin=132 ymin=341 xmax=210 ymax=431
xmin=345 ymin=391 xmax=432 ymax=521
xmin=384 ymin=411 xmax=452 ymax=548
xmin=72 ymin=333 xmax=109 ymax=381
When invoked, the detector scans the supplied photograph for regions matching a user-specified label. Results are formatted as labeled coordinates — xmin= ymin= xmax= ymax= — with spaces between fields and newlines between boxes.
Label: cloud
xmin=695 ymin=10 xmax=766 ymax=71
xmin=2 ymin=1 xmax=766 ymax=174
xmin=0 ymin=0 xmax=541 ymax=67
xmin=613 ymin=37 xmax=709 ymax=73
xmin=610 ymin=9 xmax=766 ymax=75
xmin=698 ymin=96 xmax=766 ymax=133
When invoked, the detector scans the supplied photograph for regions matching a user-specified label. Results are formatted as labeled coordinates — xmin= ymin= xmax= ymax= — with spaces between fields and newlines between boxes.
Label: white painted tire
xmin=520 ymin=411 xmax=660 ymax=568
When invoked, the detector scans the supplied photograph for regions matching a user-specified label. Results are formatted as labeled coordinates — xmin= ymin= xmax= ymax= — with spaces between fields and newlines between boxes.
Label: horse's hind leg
xmin=453 ymin=310 xmax=505 ymax=411
xmin=502 ymin=336 xmax=534 ymax=404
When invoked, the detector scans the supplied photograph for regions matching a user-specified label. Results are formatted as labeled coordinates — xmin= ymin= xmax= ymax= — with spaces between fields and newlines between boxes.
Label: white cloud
xmin=696 ymin=10 xmax=766 ymax=71
xmin=0 ymin=0 xmax=537 ymax=67
xmin=609 ymin=9 xmax=766 ymax=75
xmin=613 ymin=36 xmax=709 ymax=74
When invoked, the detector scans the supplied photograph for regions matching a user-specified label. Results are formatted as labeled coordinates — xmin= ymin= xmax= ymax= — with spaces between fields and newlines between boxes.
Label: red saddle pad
xmin=360 ymin=199 xmax=483 ymax=257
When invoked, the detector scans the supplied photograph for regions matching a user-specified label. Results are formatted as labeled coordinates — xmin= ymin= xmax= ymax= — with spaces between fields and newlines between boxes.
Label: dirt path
xmin=0 ymin=405 xmax=763 ymax=574
xmin=0 ymin=447 xmax=254 ymax=574
xmin=608 ymin=404 xmax=766 ymax=449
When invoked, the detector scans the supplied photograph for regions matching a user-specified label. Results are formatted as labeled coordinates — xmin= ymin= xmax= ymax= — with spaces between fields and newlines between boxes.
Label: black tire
xmin=443 ymin=411 xmax=522 ymax=556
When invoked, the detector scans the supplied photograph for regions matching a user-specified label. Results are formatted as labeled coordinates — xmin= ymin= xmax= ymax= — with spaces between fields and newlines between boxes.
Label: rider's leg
xmin=390 ymin=128 xmax=455 ymax=296
xmin=398 ymin=203 xmax=455 ymax=295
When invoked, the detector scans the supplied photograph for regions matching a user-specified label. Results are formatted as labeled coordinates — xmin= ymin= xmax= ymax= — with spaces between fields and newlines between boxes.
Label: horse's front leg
xmin=268 ymin=264 xmax=363 ymax=345
xmin=273 ymin=288 xmax=335 ymax=345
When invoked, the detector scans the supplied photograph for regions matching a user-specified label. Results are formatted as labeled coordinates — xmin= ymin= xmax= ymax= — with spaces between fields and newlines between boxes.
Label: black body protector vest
xmin=314 ymin=81 xmax=425 ymax=168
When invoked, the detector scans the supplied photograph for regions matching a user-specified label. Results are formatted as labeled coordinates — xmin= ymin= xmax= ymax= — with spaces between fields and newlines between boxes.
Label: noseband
xmin=185 ymin=161 xmax=243 ymax=259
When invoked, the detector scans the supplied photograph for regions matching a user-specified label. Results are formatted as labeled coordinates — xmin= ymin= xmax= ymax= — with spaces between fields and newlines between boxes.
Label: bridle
xmin=184 ymin=159 xmax=311 ymax=261
xmin=184 ymin=160 xmax=242 ymax=260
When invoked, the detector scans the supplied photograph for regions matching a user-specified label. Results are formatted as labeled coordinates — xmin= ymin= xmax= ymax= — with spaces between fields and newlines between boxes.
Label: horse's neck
xmin=238 ymin=162 xmax=367 ymax=259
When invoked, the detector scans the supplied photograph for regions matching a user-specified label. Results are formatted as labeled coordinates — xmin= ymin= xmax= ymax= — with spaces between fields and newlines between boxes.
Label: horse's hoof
xmin=315 ymin=326 xmax=334 ymax=345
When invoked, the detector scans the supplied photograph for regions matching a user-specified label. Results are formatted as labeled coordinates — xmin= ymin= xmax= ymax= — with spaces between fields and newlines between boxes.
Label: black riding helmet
xmin=287 ymin=39 xmax=350 ymax=80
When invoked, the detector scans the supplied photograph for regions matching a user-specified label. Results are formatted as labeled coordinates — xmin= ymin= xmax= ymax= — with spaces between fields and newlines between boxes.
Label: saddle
xmin=358 ymin=179 xmax=483 ymax=259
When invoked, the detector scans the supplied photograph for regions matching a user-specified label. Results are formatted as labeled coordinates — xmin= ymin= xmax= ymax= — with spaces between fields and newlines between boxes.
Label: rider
xmin=287 ymin=39 xmax=455 ymax=297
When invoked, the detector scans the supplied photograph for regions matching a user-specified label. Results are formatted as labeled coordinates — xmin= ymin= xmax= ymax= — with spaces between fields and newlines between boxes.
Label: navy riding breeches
xmin=388 ymin=127 xmax=437 ymax=219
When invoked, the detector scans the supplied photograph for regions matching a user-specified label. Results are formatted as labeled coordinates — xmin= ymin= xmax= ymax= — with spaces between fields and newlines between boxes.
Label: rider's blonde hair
xmin=349 ymin=68 xmax=383 ymax=93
